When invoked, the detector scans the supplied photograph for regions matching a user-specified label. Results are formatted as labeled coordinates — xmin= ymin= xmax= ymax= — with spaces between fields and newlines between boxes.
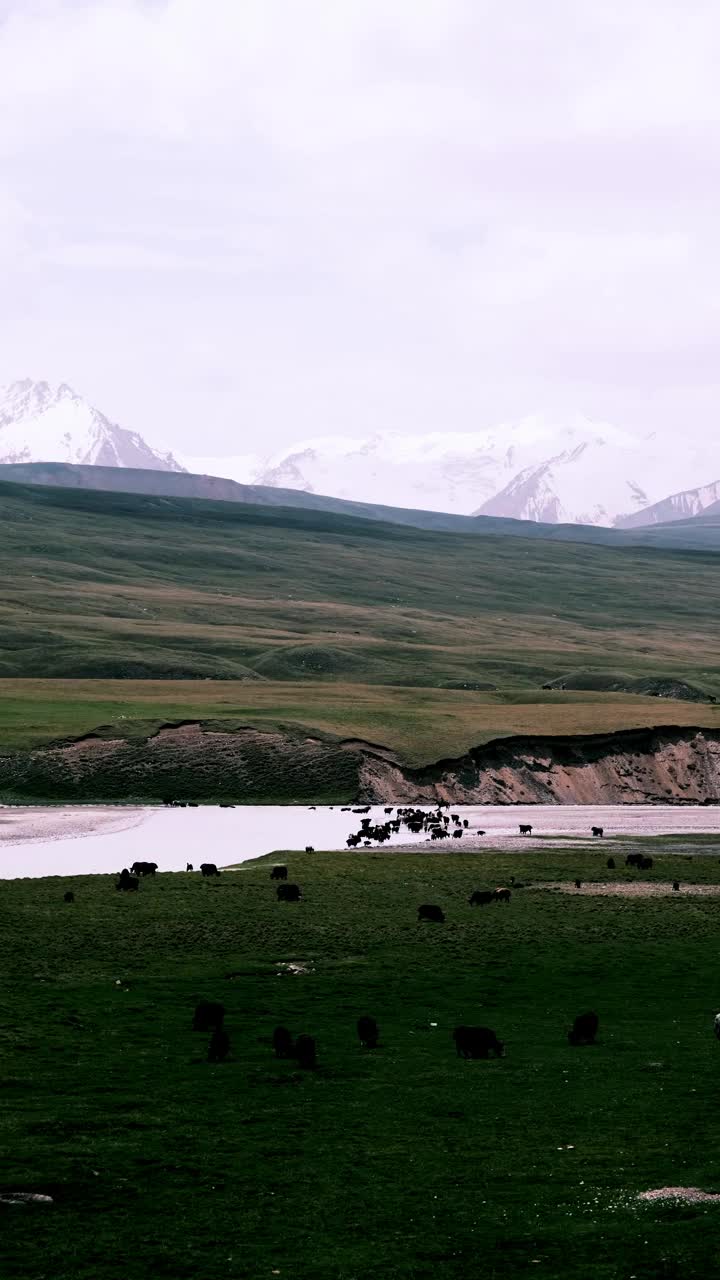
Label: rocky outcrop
xmin=1 ymin=722 xmax=719 ymax=805
xmin=361 ymin=726 xmax=720 ymax=805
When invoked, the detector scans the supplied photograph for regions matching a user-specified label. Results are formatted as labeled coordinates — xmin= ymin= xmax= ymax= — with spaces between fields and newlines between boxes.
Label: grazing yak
xmin=452 ymin=830 xmax=463 ymax=839
xmin=207 ymin=1028 xmax=231 ymax=1063
xmin=270 ymin=865 xmax=288 ymax=881
xmin=568 ymin=1011 xmax=599 ymax=1045
xmin=625 ymin=853 xmax=644 ymax=868
xmin=200 ymin=863 xmax=220 ymax=877
xmin=277 ymin=883 xmax=302 ymax=902
xmin=130 ymin=861 xmax=157 ymax=876
xmin=417 ymin=904 xmax=445 ymax=923
xmin=453 ymin=1026 xmax=505 ymax=1059
xmin=357 ymin=1016 xmax=379 ymax=1048
xmin=591 ymin=826 xmax=604 ymax=837
xmin=63 ymin=891 xmax=75 ymax=903
xmin=116 ymin=870 xmax=139 ymax=892
xmin=272 ymin=1026 xmax=294 ymax=1058
xmin=493 ymin=887 xmax=511 ymax=904
xmin=607 ymin=857 xmax=616 ymax=869
xmin=186 ymin=863 xmax=193 ymax=872
xmin=193 ymin=1001 xmax=225 ymax=1032
xmin=305 ymin=846 xmax=315 ymax=853
xmin=294 ymin=1034 xmax=317 ymax=1068
xmin=519 ymin=824 xmax=533 ymax=836
xmin=574 ymin=879 xmax=582 ymax=890
xmin=673 ymin=880 xmax=680 ymax=891
xmin=469 ymin=890 xmax=494 ymax=907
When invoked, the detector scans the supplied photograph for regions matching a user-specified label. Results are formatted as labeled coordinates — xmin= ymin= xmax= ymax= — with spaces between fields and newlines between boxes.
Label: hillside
xmin=0 ymin=476 xmax=720 ymax=799
xmin=4 ymin=460 xmax=720 ymax=552
xmin=1 ymin=477 xmax=720 ymax=688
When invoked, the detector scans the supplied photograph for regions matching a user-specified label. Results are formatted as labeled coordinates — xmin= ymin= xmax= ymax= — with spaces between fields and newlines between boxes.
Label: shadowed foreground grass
xmin=3 ymin=846 xmax=720 ymax=1278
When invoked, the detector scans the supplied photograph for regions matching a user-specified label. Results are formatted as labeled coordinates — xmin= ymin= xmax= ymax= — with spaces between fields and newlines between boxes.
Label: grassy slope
xmin=1 ymin=480 xmax=720 ymax=757
xmin=2 ymin=679 xmax=720 ymax=764
xmin=4 ymin=847 xmax=720 ymax=1279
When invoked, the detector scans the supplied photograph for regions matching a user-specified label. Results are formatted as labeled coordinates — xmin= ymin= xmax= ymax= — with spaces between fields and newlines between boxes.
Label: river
xmin=1 ymin=803 xmax=720 ymax=879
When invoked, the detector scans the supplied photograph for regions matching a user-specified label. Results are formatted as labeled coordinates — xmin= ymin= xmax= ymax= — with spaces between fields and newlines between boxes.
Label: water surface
xmin=2 ymin=803 xmax=720 ymax=879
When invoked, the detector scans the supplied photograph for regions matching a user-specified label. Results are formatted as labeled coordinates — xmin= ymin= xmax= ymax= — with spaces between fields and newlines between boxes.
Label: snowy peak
xmin=616 ymin=478 xmax=720 ymax=528
xmin=0 ymin=380 xmax=183 ymax=472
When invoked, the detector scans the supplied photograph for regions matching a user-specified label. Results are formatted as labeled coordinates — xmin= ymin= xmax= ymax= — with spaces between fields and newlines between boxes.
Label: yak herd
xmin=65 ymin=805 xmax=699 ymax=1074
xmin=342 ymin=806 xmax=616 ymax=849
xmin=189 ymin=998 xmax=598 ymax=1068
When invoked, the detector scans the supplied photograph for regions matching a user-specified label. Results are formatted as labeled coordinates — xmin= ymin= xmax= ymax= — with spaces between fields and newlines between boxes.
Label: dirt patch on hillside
xmin=2 ymin=721 xmax=720 ymax=805
xmin=539 ymin=881 xmax=720 ymax=897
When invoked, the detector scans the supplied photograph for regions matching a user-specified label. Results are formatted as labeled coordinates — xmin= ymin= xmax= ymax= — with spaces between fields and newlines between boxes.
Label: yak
xmin=453 ymin=1026 xmax=505 ymax=1059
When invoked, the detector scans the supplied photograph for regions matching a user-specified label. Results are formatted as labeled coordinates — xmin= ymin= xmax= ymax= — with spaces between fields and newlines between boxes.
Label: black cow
xmin=673 ymin=880 xmax=680 ymax=891
xmin=272 ymin=1026 xmax=294 ymax=1058
xmin=493 ymin=887 xmax=511 ymax=904
xmin=294 ymin=1034 xmax=317 ymax=1068
xmin=384 ymin=807 xmax=393 ymax=814
xmin=568 ymin=1011 xmax=599 ymax=1045
xmin=193 ymin=1001 xmax=225 ymax=1032
xmin=357 ymin=1016 xmax=379 ymax=1048
xmin=469 ymin=890 xmax=494 ymax=906
xmin=63 ymin=891 xmax=75 ymax=903
xmin=130 ymin=861 xmax=157 ymax=876
xmin=591 ymin=826 xmax=604 ymax=837
xmin=453 ymin=1025 xmax=505 ymax=1059
xmin=186 ymin=863 xmax=193 ymax=872
xmin=606 ymin=857 xmax=616 ymax=869
xmin=519 ymin=824 xmax=533 ymax=836
xmin=277 ymin=883 xmax=302 ymax=902
xmin=452 ymin=829 xmax=463 ymax=839
xmin=207 ymin=1028 xmax=230 ymax=1063
xmin=418 ymin=904 xmax=445 ymax=923
xmin=270 ymin=865 xmax=288 ymax=881
xmin=200 ymin=863 xmax=220 ymax=877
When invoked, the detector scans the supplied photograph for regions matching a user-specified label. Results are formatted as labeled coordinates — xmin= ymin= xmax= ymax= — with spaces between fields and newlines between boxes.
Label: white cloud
xmin=0 ymin=0 xmax=719 ymax=451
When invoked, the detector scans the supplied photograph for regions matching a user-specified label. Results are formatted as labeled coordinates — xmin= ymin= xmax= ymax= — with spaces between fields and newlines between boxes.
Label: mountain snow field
xmin=2 ymin=380 xmax=719 ymax=528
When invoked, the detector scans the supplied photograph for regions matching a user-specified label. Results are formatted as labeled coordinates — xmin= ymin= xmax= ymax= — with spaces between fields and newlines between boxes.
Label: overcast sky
xmin=1 ymin=0 xmax=719 ymax=455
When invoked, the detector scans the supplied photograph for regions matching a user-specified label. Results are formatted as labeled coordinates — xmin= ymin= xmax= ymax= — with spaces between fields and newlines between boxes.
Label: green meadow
xmin=3 ymin=846 xmax=720 ymax=1279
xmin=1 ymin=479 xmax=720 ymax=764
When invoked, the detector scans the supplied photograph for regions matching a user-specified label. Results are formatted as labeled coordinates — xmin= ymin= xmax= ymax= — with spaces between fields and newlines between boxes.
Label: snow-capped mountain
xmin=4 ymin=381 xmax=718 ymax=528
xmin=615 ymin=479 xmax=720 ymax=528
xmin=185 ymin=415 xmax=720 ymax=528
xmin=0 ymin=380 xmax=183 ymax=472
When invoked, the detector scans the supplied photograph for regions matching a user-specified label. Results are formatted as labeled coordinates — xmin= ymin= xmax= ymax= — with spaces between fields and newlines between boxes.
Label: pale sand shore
xmin=0 ymin=805 xmax=148 ymax=846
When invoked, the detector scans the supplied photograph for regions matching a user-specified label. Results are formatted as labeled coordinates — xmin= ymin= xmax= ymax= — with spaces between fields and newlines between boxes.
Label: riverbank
xmin=2 ymin=718 xmax=720 ymax=806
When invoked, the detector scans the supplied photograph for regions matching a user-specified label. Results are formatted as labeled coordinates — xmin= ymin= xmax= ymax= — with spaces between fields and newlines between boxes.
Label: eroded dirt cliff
xmin=0 ymin=721 xmax=719 ymax=805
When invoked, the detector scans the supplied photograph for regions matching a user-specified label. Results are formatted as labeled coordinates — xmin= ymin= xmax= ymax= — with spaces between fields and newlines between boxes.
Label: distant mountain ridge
xmin=616 ymin=478 xmax=720 ymax=528
xmin=3 ymin=460 xmax=720 ymax=554
xmin=0 ymin=380 xmax=183 ymax=472
xmin=2 ymin=379 xmax=719 ymax=528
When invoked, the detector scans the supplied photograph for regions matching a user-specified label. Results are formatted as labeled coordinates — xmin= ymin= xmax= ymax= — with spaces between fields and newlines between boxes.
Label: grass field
xmin=2 ymin=479 xmax=720 ymax=697
xmin=2 ymin=480 xmax=720 ymax=778
xmin=4 ymin=846 xmax=720 ymax=1278
xmin=3 ymin=679 xmax=720 ymax=762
